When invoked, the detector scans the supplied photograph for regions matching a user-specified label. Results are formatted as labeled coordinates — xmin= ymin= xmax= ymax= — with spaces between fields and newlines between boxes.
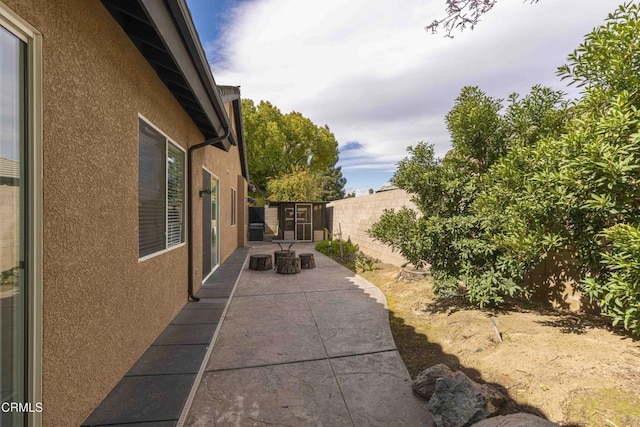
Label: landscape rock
xmin=471 ymin=413 xmax=558 ymax=427
xmin=427 ymin=371 xmax=506 ymax=427
xmin=412 ymin=364 xmax=454 ymax=400
xmin=478 ymin=382 xmax=506 ymax=410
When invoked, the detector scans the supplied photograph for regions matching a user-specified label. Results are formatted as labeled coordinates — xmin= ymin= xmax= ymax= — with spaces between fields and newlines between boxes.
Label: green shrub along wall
xmin=370 ymin=4 xmax=640 ymax=335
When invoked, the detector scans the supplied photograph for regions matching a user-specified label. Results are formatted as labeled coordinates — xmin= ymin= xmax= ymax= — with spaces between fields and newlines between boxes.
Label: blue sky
xmin=184 ymin=0 xmax=234 ymax=60
xmin=186 ymin=0 xmax=621 ymax=195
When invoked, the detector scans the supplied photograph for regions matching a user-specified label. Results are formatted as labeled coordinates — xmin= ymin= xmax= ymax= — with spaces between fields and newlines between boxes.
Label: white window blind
xmin=167 ymin=142 xmax=185 ymax=246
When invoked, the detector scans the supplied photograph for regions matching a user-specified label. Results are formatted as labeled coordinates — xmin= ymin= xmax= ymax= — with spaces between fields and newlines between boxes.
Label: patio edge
xmin=176 ymin=252 xmax=250 ymax=426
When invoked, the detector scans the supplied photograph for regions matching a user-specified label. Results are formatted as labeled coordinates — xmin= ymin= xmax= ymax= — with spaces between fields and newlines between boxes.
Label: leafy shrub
xmin=370 ymin=3 xmax=640 ymax=333
xmin=371 ymin=86 xmax=565 ymax=307
xmin=315 ymin=240 xmax=376 ymax=273
xmin=583 ymin=224 xmax=640 ymax=335
xmin=369 ymin=207 xmax=426 ymax=268
xmin=315 ymin=239 xmax=357 ymax=259
xmin=355 ymin=252 xmax=375 ymax=273
xmin=314 ymin=239 xmax=332 ymax=255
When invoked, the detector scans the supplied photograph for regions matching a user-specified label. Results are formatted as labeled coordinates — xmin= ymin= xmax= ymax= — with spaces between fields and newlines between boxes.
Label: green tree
xmin=370 ymin=85 xmax=568 ymax=306
xmin=558 ymin=2 xmax=640 ymax=98
xmin=375 ymin=3 xmax=640 ymax=334
xmin=550 ymin=3 xmax=640 ymax=332
xmin=584 ymin=224 xmax=640 ymax=335
xmin=445 ymin=86 xmax=506 ymax=174
xmin=266 ymin=167 xmax=322 ymax=202
xmin=241 ymin=99 xmax=343 ymax=203
xmin=320 ymin=165 xmax=347 ymax=201
xmin=371 ymin=87 xmax=509 ymax=300
xmin=472 ymin=86 xmax=569 ymax=280
xmin=242 ymin=99 xmax=288 ymax=198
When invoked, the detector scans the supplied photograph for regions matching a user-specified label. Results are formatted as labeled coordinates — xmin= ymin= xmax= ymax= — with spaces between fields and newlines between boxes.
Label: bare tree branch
xmin=426 ymin=0 xmax=539 ymax=38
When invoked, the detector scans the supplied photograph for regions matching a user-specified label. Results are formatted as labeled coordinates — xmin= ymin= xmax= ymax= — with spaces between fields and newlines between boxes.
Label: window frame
xmin=231 ymin=187 xmax=237 ymax=227
xmin=138 ymin=115 xmax=186 ymax=261
xmin=0 ymin=3 xmax=43 ymax=425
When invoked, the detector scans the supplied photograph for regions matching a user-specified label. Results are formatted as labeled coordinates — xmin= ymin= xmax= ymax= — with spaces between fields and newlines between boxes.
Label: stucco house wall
xmin=1 ymin=0 xmax=247 ymax=424
xmin=191 ymin=143 xmax=247 ymax=288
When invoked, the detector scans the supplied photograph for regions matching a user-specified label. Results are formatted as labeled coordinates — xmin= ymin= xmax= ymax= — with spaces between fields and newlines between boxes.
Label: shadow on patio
xmin=84 ymin=242 xmax=552 ymax=426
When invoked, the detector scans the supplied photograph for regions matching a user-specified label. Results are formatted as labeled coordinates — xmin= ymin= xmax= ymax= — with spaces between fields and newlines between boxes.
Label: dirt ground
xmin=360 ymin=263 xmax=640 ymax=427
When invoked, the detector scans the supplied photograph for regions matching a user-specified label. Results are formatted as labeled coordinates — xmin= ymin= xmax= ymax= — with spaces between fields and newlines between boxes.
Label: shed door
xmin=295 ymin=204 xmax=312 ymax=242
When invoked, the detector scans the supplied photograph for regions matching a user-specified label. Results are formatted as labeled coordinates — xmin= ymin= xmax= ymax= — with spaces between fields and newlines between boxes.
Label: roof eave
xmin=218 ymin=86 xmax=249 ymax=180
xmin=101 ymin=0 xmax=232 ymax=144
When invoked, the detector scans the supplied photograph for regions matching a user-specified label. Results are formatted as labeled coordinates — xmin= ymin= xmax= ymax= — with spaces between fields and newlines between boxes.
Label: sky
xmin=185 ymin=0 xmax=622 ymax=195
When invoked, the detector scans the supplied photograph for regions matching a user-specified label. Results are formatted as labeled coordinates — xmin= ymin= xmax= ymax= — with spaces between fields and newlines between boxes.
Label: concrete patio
xmin=183 ymin=242 xmax=434 ymax=426
xmin=82 ymin=242 xmax=433 ymax=426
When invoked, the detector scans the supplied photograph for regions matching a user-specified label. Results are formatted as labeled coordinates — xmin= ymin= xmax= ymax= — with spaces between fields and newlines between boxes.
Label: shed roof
xmin=267 ymin=201 xmax=328 ymax=206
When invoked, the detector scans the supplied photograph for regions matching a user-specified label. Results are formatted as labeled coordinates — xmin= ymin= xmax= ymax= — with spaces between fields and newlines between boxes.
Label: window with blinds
xmin=138 ymin=118 xmax=185 ymax=259
xmin=167 ymin=143 xmax=185 ymax=246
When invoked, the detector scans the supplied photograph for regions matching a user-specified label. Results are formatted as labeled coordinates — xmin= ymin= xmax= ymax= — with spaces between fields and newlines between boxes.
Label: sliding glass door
xmin=202 ymin=169 xmax=219 ymax=280
xmin=0 ymin=23 xmax=27 ymax=427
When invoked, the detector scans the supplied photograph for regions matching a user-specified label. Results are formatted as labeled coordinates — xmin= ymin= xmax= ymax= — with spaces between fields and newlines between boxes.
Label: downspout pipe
xmin=187 ymin=126 xmax=231 ymax=301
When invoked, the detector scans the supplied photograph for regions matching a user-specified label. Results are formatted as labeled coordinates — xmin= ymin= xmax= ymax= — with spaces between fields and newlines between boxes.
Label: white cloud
xmin=208 ymin=0 xmax=621 ymax=188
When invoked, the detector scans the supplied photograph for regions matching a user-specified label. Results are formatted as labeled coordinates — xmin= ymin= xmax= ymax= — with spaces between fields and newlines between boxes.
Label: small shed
xmin=268 ymin=202 xmax=327 ymax=242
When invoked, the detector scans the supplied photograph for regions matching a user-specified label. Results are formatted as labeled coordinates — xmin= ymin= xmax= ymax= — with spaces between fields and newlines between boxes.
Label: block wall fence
xmin=326 ymin=189 xmax=417 ymax=266
xmin=0 ymin=185 xmax=19 ymax=273
xmin=326 ymin=189 xmax=586 ymax=311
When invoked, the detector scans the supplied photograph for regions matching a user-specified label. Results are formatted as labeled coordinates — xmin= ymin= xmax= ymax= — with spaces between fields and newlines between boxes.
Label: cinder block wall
xmin=524 ymin=250 xmax=588 ymax=312
xmin=0 ymin=186 xmax=19 ymax=273
xmin=328 ymin=190 xmax=589 ymax=311
xmin=264 ymin=206 xmax=278 ymax=235
xmin=327 ymin=189 xmax=417 ymax=266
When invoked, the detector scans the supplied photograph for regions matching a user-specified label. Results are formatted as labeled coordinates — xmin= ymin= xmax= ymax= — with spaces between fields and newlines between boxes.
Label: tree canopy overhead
xmin=241 ymin=99 xmax=346 ymax=203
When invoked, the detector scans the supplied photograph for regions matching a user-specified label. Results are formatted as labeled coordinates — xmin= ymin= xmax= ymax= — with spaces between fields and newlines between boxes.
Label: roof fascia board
xmin=139 ymin=0 xmax=226 ymax=138
xmin=214 ymin=86 xmax=248 ymax=178
xmin=167 ymin=0 xmax=230 ymax=122
xmin=221 ymin=93 xmax=237 ymax=103
xmin=234 ymin=99 xmax=249 ymax=180
xmin=221 ymin=89 xmax=248 ymax=179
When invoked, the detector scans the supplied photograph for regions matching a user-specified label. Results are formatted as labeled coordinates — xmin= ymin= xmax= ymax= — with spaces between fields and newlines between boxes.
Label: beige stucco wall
xmin=191 ymin=144 xmax=246 ymax=290
xmin=327 ymin=189 xmax=417 ymax=266
xmin=2 ymin=0 xmax=246 ymax=424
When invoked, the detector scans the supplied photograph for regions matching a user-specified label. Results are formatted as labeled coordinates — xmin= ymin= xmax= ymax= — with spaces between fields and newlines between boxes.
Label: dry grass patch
xmin=361 ymin=263 xmax=640 ymax=426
